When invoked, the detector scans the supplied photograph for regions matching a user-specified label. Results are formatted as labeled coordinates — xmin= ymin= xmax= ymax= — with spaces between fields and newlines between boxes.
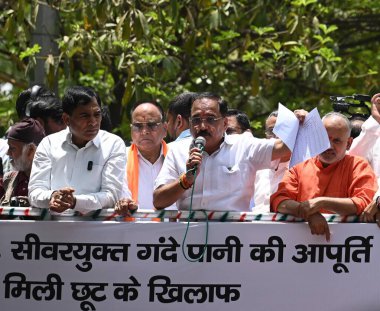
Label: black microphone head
xmin=194 ymin=136 xmax=206 ymax=149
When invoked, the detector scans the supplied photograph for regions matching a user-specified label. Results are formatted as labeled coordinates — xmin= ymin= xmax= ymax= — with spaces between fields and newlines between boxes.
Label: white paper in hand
xmin=273 ymin=103 xmax=330 ymax=167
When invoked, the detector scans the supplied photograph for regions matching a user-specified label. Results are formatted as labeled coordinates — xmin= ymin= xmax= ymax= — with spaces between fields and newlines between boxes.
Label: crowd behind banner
xmin=1 ymin=85 xmax=380 ymax=238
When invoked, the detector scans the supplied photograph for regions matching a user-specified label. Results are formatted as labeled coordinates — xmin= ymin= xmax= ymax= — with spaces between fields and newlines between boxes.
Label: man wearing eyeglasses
xmin=153 ymin=92 xmax=306 ymax=212
xmin=117 ymin=102 xmax=168 ymax=214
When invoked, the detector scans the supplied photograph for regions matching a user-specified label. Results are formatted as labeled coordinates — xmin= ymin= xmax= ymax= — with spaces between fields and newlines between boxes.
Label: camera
xmin=330 ymin=94 xmax=371 ymax=119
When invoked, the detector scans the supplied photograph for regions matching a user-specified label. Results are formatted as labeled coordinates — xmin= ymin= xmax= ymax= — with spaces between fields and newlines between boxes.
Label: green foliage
xmin=0 ymin=0 xmax=379 ymax=138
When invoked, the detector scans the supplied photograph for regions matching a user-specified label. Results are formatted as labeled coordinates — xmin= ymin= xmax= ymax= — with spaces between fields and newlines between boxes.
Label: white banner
xmin=0 ymin=220 xmax=379 ymax=311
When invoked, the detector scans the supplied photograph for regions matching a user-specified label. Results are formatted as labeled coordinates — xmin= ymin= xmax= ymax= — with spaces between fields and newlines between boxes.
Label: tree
xmin=0 ymin=0 xmax=379 ymax=137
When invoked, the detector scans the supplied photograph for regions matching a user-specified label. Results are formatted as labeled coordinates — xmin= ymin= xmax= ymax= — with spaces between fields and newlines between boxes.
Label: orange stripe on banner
xmin=124 ymin=217 xmax=135 ymax=222
xmin=0 ymin=208 xmax=3 ymax=215
xmin=271 ymin=213 xmax=277 ymax=221
xmin=24 ymin=209 xmax=30 ymax=216
xmin=341 ymin=215 xmax=348 ymax=223
xmin=176 ymin=212 xmax=182 ymax=219
xmin=208 ymin=211 xmax=215 ymax=220
xmin=239 ymin=213 xmax=247 ymax=222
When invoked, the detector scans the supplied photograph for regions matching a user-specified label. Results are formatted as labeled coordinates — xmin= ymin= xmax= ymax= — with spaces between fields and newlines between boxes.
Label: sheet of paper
xmin=273 ymin=103 xmax=330 ymax=168
xmin=290 ymin=108 xmax=330 ymax=167
xmin=273 ymin=103 xmax=299 ymax=151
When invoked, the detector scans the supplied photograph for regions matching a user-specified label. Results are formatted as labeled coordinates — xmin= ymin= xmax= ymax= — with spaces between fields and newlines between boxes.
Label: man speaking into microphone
xmin=153 ymin=92 xmax=306 ymax=212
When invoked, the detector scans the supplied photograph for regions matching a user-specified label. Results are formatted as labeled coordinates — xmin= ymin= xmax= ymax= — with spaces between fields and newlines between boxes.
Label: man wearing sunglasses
xmin=116 ymin=101 xmax=168 ymax=215
xmin=153 ymin=92 xmax=306 ymax=212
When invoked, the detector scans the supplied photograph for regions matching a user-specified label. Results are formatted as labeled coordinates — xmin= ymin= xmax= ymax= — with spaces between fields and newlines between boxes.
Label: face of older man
xmin=318 ymin=116 xmax=353 ymax=166
xmin=190 ymin=98 xmax=227 ymax=154
xmin=7 ymin=139 xmax=32 ymax=172
xmin=131 ymin=103 xmax=167 ymax=156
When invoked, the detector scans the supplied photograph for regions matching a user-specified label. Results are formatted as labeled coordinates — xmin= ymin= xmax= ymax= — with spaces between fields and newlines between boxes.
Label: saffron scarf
xmin=127 ymin=141 xmax=168 ymax=202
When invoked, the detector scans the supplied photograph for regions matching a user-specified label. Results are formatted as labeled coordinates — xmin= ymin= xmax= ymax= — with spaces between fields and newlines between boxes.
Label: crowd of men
xmin=1 ymin=85 xmax=380 ymax=241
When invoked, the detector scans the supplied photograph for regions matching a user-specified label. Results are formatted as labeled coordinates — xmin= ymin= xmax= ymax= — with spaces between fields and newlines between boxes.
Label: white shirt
xmin=121 ymin=146 xmax=166 ymax=210
xmin=349 ymin=116 xmax=380 ymax=196
xmin=0 ymin=138 xmax=8 ymax=158
xmin=28 ymin=129 xmax=126 ymax=214
xmin=253 ymin=161 xmax=289 ymax=213
xmin=154 ymin=132 xmax=275 ymax=211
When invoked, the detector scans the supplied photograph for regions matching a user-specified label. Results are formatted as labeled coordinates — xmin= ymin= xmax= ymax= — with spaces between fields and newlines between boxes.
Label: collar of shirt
xmin=137 ymin=144 xmax=166 ymax=166
xmin=63 ymin=128 xmax=101 ymax=150
xmin=175 ymin=129 xmax=192 ymax=141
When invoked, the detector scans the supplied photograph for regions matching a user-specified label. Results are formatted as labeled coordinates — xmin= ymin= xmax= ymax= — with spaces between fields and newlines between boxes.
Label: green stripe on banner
xmin=189 ymin=211 xmax=195 ymax=220
xmin=220 ymin=212 xmax=229 ymax=222
xmin=328 ymin=215 xmax=336 ymax=222
xmin=352 ymin=216 xmax=359 ymax=223
xmin=40 ymin=208 xmax=48 ymax=220
xmin=254 ymin=214 xmax=262 ymax=221
xmin=9 ymin=208 xmax=15 ymax=217
xmin=158 ymin=210 xmax=166 ymax=219
xmin=279 ymin=214 xmax=288 ymax=221
xmin=91 ymin=209 xmax=102 ymax=220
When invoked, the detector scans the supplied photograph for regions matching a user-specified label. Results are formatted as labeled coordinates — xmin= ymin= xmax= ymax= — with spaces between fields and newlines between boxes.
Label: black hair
xmin=226 ymin=109 xmax=251 ymax=131
xmin=28 ymin=97 xmax=63 ymax=124
xmin=168 ymin=92 xmax=197 ymax=120
xmin=62 ymin=86 xmax=102 ymax=115
xmin=130 ymin=101 xmax=165 ymax=121
xmin=16 ymin=85 xmax=57 ymax=119
xmin=192 ymin=92 xmax=229 ymax=116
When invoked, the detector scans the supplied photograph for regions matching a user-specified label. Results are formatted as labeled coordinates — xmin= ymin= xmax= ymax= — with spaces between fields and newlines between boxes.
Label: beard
xmin=10 ymin=151 xmax=30 ymax=172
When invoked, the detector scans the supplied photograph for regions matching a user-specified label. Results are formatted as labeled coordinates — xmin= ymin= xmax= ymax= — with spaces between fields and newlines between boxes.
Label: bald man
xmin=117 ymin=101 xmax=168 ymax=214
xmin=271 ymin=112 xmax=377 ymax=241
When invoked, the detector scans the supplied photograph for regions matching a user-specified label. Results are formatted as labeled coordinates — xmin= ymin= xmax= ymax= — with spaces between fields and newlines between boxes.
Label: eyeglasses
xmin=131 ymin=122 xmax=162 ymax=132
xmin=190 ymin=116 xmax=223 ymax=126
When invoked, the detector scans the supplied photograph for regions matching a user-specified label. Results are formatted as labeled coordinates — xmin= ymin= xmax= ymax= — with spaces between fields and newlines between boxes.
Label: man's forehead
xmin=132 ymin=103 xmax=162 ymax=120
xmin=191 ymin=98 xmax=220 ymax=115
xmin=73 ymin=101 xmax=101 ymax=114
xmin=265 ymin=116 xmax=277 ymax=128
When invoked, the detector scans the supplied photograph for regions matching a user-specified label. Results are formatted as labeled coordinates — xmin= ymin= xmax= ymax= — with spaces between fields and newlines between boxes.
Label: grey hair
xmin=322 ymin=111 xmax=352 ymax=133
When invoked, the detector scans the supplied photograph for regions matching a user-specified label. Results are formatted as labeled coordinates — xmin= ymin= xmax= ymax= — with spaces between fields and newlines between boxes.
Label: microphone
xmin=87 ymin=161 xmax=93 ymax=171
xmin=194 ymin=136 xmax=206 ymax=151
xmin=190 ymin=136 xmax=206 ymax=173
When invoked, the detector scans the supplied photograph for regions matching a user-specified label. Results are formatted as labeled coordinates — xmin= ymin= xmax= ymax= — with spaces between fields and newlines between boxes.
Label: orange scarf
xmin=127 ymin=141 xmax=168 ymax=202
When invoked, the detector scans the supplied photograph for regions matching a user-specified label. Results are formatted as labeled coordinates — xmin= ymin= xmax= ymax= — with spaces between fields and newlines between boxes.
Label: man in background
xmin=225 ymin=109 xmax=251 ymax=135
xmin=166 ymin=92 xmax=197 ymax=141
xmin=16 ymin=84 xmax=66 ymax=135
xmin=0 ymin=118 xmax=45 ymax=206
xmin=253 ymin=110 xmax=289 ymax=212
xmin=117 ymin=101 xmax=168 ymax=214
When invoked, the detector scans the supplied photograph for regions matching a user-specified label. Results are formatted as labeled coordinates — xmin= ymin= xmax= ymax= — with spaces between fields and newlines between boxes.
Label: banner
xmin=0 ymin=220 xmax=379 ymax=311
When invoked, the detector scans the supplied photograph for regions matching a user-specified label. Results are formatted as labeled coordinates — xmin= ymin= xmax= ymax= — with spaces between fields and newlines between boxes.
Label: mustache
xmin=322 ymin=148 xmax=335 ymax=154
xmin=196 ymin=130 xmax=211 ymax=137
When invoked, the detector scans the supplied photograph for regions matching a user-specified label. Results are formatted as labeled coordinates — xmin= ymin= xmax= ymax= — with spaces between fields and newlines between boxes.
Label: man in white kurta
xmin=153 ymin=93 xmax=305 ymax=212
xmin=29 ymin=86 xmax=126 ymax=215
